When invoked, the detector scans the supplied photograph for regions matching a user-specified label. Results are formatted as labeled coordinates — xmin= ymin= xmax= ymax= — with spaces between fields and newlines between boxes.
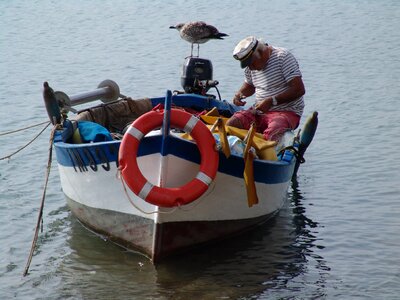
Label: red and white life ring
xmin=119 ymin=109 xmax=219 ymax=207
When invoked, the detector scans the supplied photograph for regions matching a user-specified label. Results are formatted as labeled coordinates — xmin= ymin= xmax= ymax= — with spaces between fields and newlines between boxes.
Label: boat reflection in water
xmin=53 ymin=179 xmax=330 ymax=299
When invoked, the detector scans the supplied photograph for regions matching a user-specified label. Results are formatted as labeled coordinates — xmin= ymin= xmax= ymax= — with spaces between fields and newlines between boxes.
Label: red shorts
xmin=230 ymin=110 xmax=300 ymax=141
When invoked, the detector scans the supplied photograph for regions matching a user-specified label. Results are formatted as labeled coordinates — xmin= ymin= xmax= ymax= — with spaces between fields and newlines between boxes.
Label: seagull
xmin=169 ymin=21 xmax=228 ymax=57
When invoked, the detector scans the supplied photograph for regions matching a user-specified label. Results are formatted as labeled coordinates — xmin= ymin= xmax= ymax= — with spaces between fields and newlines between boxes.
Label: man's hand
xmin=232 ymin=93 xmax=246 ymax=106
xmin=254 ymin=98 xmax=273 ymax=112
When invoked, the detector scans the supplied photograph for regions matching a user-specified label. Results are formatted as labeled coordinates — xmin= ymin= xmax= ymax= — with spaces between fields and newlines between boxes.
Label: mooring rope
xmin=23 ymin=124 xmax=60 ymax=277
xmin=0 ymin=120 xmax=50 ymax=136
xmin=0 ymin=121 xmax=51 ymax=161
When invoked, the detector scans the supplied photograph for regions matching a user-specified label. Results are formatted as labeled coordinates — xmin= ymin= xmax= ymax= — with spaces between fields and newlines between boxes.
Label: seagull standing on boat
xmin=169 ymin=21 xmax=228 ymax=57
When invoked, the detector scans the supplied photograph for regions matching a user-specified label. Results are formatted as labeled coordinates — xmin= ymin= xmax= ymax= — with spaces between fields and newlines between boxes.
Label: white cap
xmin=233 ymin=36 xmax=259 ymax=68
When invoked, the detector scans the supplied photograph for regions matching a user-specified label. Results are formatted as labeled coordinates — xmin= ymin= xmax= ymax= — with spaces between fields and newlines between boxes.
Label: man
xmin=227 ymin=36 xmax=305 ymax=142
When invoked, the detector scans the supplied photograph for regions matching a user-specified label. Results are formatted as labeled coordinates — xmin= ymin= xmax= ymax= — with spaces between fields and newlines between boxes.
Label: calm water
xmin=1 ymin=1 xmax=400 ymax=299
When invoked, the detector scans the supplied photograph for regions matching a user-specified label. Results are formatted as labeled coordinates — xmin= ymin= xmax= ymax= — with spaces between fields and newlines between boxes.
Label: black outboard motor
xmin=181 ymin=57 xmax=218 ymax=95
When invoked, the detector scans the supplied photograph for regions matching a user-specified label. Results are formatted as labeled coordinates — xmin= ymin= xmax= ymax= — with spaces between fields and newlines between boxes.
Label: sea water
xmin=1 ymin=1 xmax=400 ymax=299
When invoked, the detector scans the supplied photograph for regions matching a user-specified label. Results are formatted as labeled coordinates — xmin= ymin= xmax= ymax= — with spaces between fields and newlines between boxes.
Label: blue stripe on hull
xmin=150 ymin=94 xmax=240 ymax=116
xmin=54 ymin=134 xmax=294 ymax=184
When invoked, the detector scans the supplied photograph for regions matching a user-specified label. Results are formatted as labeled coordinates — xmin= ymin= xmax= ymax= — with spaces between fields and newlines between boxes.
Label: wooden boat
xmin=44 ymin=57 xmax=317 ymax=263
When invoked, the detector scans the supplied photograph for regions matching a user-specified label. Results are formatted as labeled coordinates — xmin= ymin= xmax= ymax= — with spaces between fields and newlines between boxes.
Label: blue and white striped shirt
xmin=244 ymin=46 xmax=304 ymax=116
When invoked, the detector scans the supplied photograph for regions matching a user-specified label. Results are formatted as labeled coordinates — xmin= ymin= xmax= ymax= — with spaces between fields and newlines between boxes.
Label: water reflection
xmin=52 ymin=179 xmax=329 ymax=299
xmin=260 ymin=178 xmax=331 ymax=299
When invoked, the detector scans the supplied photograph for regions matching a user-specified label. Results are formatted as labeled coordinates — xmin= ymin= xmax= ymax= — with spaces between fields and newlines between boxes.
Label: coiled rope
xmin=23 ymin=124 xmax=60 ymax=276
xmin=0 ymin=121 xmax=51 ymax=161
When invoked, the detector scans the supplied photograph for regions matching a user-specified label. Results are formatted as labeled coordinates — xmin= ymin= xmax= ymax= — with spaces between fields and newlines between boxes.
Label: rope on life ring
xmin=119 ymin=109 xmax=219 ymax=207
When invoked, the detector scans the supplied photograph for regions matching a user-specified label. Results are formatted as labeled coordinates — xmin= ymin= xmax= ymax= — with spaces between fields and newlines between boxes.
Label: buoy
xmin=293 ymin=111 xmax=318 ymax=176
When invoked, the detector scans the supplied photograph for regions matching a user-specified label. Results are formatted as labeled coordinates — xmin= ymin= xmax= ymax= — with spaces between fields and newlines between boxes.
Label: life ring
xmin=119 ymin=109 xmax=219 ymax=207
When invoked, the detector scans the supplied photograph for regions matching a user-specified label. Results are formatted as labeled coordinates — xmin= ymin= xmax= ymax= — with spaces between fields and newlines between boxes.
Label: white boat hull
xmin=56 ymin=148 xmax=293 ymax=262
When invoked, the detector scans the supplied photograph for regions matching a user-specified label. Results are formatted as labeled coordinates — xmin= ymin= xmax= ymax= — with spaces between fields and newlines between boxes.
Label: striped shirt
xmin=244 ymin=46 xmax=304 ymax=116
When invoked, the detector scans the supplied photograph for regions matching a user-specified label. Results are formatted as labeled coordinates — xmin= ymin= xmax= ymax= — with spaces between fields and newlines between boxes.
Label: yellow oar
xmin=201 ymin=115 xmax=278 ymax=160
xmin=243 ymin=123 xmax=258 ymax=207
xmin=216 ymin=118 xmax=230 ymax=158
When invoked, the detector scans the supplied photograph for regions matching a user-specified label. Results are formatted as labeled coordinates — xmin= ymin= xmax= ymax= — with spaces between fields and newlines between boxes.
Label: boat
xmin=43 ymin=56 xmax=318 ymax=263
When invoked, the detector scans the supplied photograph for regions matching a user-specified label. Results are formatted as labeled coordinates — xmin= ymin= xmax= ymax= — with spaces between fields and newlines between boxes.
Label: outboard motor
xmin=181 ymin=57 xmax=218 ymax=95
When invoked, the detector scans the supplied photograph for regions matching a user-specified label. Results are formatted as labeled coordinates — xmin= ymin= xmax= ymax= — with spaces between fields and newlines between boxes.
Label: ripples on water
xmin=1 ymin=0 xmax=400 ymax=299
xmin=13 ymin=181 xmax=330 ymax=299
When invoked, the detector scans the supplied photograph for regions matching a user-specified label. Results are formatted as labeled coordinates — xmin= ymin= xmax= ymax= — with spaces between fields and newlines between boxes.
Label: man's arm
xmin=232 ymin=82 xmax=255 ymax=106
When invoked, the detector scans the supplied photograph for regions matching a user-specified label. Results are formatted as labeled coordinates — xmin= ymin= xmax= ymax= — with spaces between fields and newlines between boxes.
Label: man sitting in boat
xmin=227 ymin=36 xmax=305 ymax=142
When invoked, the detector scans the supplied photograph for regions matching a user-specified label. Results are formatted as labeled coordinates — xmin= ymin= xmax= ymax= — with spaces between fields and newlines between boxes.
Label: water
xmin=1 ymin=0 xmax=399 ymax=299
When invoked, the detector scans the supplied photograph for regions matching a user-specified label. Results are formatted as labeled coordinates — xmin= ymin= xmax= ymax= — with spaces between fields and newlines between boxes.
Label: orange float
xmin=119 ymin=109 xmax=219 ymax=207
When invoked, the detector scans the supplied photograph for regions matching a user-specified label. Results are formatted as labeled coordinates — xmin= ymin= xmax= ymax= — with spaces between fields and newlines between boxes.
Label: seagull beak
xmin=169 ymin=26 xmax=176 ymax=29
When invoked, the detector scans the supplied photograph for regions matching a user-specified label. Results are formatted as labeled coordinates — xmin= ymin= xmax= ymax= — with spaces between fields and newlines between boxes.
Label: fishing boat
xmin=43 ymin=56 xmax=318 ymax=263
